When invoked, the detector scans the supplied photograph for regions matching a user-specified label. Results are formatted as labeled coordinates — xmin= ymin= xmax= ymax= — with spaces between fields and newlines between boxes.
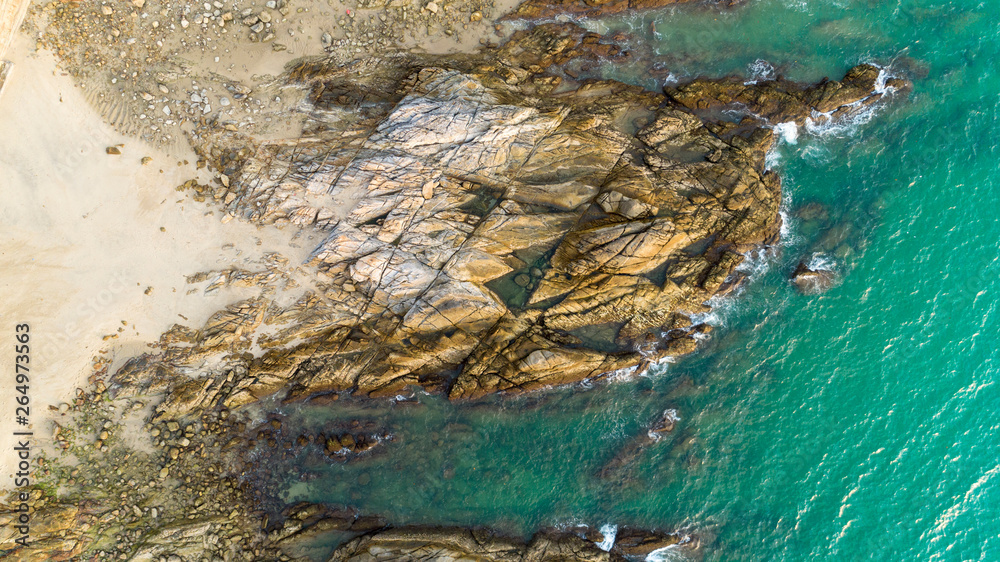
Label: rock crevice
xmin=109 ymin=24 xmax=899 ymax=413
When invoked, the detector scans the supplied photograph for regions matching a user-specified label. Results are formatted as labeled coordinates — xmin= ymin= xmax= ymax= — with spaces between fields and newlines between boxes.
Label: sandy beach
xmin=0 ymin=34 xmax=317 ymax=487
xmin=0 ymin=0 xmax=527 ymax=492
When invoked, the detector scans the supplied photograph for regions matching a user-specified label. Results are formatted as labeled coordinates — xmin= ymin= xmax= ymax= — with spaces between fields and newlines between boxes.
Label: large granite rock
xmin=108 ymin=24 xmax=897 ymax=417
xmin=502 ymin=0 xmax=744 ymax=21
xmin=7 ymin=21 xmax=906 ymax=562
xmin=325 ymin=526 xmax=685 ymax=562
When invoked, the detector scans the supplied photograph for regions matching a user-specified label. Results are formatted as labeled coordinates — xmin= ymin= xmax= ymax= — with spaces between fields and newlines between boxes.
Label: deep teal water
xmin=266 ymin=1 xmax=1000 ymax=560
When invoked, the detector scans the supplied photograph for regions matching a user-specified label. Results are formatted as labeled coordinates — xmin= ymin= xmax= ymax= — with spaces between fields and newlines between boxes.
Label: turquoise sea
xmin=264 ymin=1 xmax=1000 ymax=560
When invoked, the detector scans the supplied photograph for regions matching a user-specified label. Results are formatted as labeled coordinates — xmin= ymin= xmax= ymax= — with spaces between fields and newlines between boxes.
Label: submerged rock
xmin=790 ymin=260 xmax=838 ymax=294
xmin=597 ymin=408 xmax=681 ymax=481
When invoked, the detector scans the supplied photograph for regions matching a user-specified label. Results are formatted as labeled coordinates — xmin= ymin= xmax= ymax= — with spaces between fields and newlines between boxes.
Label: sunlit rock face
xmin=112 ymin=24 xmax=892 ymax=413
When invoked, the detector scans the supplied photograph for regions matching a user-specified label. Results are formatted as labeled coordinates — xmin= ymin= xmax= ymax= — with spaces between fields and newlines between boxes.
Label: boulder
xmin=790 ymin=261 xmax=838 ymax=294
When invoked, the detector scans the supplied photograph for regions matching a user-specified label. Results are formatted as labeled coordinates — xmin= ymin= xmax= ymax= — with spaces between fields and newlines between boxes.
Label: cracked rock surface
xmin=325 ymin=526 xmax=684 ymax=562
xmin=111 ymin=23 xmax=895 ymax=416
xmin=502 ymin=0 xmax=744 ymax=21
xmin=2 ymin=21 xmax=907 ymax=562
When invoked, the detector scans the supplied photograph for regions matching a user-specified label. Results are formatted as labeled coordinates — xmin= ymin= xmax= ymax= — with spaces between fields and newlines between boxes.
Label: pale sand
xmin=0 ymin=0 xmax=30 ymax=60
xmin=0 ymin=35 xmax=317 ymax=488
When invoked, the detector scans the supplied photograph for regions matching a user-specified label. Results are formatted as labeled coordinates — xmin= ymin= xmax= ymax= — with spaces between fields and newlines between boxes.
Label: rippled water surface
xmin=266 ymin=1 xmax=1000 ymax=560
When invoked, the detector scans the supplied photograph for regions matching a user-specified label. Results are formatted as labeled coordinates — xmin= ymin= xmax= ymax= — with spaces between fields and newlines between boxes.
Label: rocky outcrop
xmin=325 ymin=526 xmax=687 ymax=562
xmin=502 ymin=0 xmax=744 ymax=21
xmin=0 ymin=491 xmax=91 ymax=561
xmin=105 ymin=24 xmax=896 ymax=419
xmin=665 ymin=64 xmax=909 ymax=125
xmin=790 ymin=260 xmax=838 ymax=294
xmin=7 ymin=18 xmax=907 ymax=562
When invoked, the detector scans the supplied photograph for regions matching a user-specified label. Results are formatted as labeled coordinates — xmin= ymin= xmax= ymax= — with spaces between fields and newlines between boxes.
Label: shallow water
xmin=263 ymin=1 xmax=1000 ymax=560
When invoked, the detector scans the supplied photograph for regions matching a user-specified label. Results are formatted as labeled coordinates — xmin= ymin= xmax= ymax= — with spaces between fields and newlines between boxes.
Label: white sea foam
xmin=779 ymin=206 xmax=794 ymax=243
xmin=773 ymin=121 xmax=799 ymax=144
xmin=744 ymin=59 xmax=776 ymax=85
xmin=778 ymin=187 xmax=805 ymax=248
xmin=648 ymin=409 xmax=681 ymax=441
xmin=765 ymin=145 xmax=783 ymax=170
xmin=689 ymin=246 xmax=776 ymax=329
xmin=737 ymin=247 xmax=777 ymax=278
xmin=596 ymin=524 xmax=618 ymax=551
xmin=769 ymin=64 xmax=900 ymax=173
xmin=780 ymin=0 xmax=812 ymax=11
xmin=586 ymin=364 xmax=641 ymax=387
xmin=688 ymin=295 xmax=729 ymax=329
xmin=806 ymin=252 xmax=838 ymax=272
xmin=873 ymin=67 xmax=897 ymax=95
xmin=805 ymin=67 xmax=900 ymax=138
xmin=645 ymin=543 xmax=686 ymax=562
xmin=764 ymin=122 xmax=797 ymax=171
